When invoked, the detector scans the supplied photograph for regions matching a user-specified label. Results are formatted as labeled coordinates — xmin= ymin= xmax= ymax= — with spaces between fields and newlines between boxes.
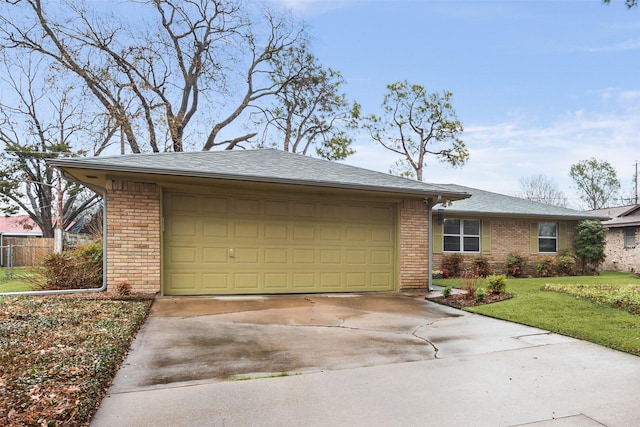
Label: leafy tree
xmin=516 ymin=174 xmax=568 ymax=207
xmin=361 ymin=81 xmax=467 ymax=181
xmin=0 ymin=53 xmax=100 ymax=238
xmin=0 ymin=0 xmax=318 ymax=153
xmin=252 ymin=42 xmax=358 ymax=160
xmin=603 ymin=0 xmax=637 ymax=7
xmin=573 ymin=220 xmax=606 ymax=273
xmin=569 ymin=158 xmax=621 ymax=209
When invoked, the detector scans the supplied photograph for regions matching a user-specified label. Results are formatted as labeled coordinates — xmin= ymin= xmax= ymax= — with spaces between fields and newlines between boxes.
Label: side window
xmin=538 ymin=222 xmax=557 ymax=253
xmin=624 ymin=227 xmax=636 ymax=248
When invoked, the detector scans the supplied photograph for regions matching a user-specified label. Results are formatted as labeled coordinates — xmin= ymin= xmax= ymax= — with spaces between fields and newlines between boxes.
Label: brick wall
xmin=433 ymin=217 xmax=577 ymax=276
xmin=399 ymin=199 xmax=428 ymax=291
xmin=602 ymin=228 xmax=640 ymax=271
xmin=106 ymin=180 xmax=161 ymax=294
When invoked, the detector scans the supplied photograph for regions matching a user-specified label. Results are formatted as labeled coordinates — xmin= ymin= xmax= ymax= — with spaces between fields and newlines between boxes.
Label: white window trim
xmin=443 ymin=219 xmax=481 ymax=253
xmin=538 ymin=222 xmax=557 ymax=254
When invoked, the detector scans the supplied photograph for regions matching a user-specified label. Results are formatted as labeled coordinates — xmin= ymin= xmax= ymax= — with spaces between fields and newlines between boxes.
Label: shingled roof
xmin=48 ymin=149 xmax=471 ymax=200
xmin=436 ymin=184 xmax=608 ymax=220
xmin=589 ymin=205 xmax=640 ymax=228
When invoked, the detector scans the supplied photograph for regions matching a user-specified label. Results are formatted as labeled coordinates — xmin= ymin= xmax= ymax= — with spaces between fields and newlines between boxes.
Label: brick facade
xmin=106 ymin=180 xmax=161 ymax=294
xmin=433 ymin=217 xmax=577 ymax=276
xmin=601 ymin=227 xmax=640 ymax=271
xmin=398 ymin=200 xmax=429 ymax=291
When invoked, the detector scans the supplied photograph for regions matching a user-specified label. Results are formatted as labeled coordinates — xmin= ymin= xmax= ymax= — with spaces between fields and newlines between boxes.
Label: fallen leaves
xmin=0 ymin=295 xmax=152 ymax=426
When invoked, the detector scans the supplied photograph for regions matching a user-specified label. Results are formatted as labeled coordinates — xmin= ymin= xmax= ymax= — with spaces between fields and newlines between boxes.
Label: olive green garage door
xmin=163 ymin=190 xmax=397 ymax=295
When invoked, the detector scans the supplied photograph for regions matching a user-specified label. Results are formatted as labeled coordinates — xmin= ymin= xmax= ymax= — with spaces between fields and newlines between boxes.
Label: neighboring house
xmin=48 ymin=149 xmax=471 ymax=295
xmin=431 ymin=185 xmax=607 ymax=275
xmin=0 ymin=215 xmax=46 ymax=267
xmin=589 ymin=205 xmax=640 ymax=272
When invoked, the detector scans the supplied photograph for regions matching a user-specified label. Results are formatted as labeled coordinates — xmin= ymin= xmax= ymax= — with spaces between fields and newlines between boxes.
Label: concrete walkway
xmin=91 ymin=293 xmax=640 ymax=427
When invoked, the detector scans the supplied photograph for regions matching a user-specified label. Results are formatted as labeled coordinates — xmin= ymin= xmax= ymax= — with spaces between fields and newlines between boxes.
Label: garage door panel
xmin=202 ymin=247 xmax=227 ymax=263
xmin=164 ymin=191 xmax=397 ymax=295
xmin=202 ymin=273 xmax=228 ymax=290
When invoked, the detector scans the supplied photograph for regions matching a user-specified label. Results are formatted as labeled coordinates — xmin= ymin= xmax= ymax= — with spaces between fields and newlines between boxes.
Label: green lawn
xmin=433 ymin=271 xmax=640 ymax=356
xmin=0 ymin=267 xmax=38 ymax=292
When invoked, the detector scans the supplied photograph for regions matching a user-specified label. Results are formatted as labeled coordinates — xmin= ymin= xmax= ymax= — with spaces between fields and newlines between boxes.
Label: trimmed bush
xmin=475 ymin=287 xmax=487 ymax=302
xmin=442 ymin=253 xmax=464 ymax=277
xmin=485 ymin=274 xmax=507 ymax=294
xmin=504 ymin=252 xmax=527 ymax=278
xmin=535 ymin=255 xmax=556 ymax=277
xmin=555 ymin=254 xmax=577 ymax=276
xmin=472 ymin=255 xmax=493 ymax=277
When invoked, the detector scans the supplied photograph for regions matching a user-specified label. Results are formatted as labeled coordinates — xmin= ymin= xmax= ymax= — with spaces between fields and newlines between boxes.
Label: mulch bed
xmin=428 ymin=292 xmax=513 ymax=308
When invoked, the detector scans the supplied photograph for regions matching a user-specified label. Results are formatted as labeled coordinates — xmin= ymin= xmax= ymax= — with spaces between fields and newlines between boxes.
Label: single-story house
xmin=48 ymin=149 xmax=471 ymax=295
xmin=49 ymin=150 xmax=608 ymax=294
xmin=431 ymin=185 xmax=608 ymax=275
xmin=588 ymin=205 xmax=640 ymax=272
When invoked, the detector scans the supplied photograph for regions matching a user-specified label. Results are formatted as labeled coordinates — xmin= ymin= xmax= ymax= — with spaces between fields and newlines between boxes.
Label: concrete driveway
xmin=91 ymin=292 xmax=640 ymax=427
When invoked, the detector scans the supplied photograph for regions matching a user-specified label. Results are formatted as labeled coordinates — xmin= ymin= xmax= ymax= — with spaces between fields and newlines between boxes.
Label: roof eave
xmin=434 ymin=208 xmax=607 ymax=221
xmin=48 ymin=159 xmax=471 ymax=200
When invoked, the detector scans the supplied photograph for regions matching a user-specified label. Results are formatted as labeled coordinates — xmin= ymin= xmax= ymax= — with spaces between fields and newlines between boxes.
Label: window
xmin=443 ymin=219 xmax=480 ymax=252
xmin=624 ymin=227 xmax=636 ymax=248
xmin=538 ymin=222 xmax=557 ymax=253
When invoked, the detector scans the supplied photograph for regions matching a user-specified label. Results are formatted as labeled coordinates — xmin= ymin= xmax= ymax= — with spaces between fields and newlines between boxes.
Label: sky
xmin=270 ymin=0 xmax=640 ymax=209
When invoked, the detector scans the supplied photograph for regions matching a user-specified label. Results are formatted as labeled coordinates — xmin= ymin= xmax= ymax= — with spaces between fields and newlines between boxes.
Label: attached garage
xmin=163 ymin=189 xmax=396 ymax=295
xmin=48 ymin=149 xmax=470 ymax=295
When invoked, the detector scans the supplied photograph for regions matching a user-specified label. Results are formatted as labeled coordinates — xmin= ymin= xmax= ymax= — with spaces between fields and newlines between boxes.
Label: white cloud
xmin=343 ymin=107 xmax=640 ymax=209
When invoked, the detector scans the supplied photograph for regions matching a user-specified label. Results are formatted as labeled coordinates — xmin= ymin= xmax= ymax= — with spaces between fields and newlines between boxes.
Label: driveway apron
xmin=91 ymin=293 xmax=640 ymax=427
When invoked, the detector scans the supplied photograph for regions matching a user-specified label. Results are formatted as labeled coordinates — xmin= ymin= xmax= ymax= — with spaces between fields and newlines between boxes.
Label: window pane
xmin=443 ymin=219 xmax=460 ymax=235
xmin=538 ymin=222 xmax=557 ymax=237
xmin=444 ymin=236 xmax=460 ymax=252
xmin=624 ymin=227 xmax=636 ymax=248
xmin=463 ymin=220 xmax=480 ymax=236
xmin=539 ymin=238 xmax=557 ymax=253
xmin=463 ymin=236 xmax=480 ymax=252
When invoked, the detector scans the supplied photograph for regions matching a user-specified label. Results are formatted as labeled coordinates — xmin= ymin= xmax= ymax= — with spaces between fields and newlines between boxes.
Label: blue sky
xmin=272 ymin=0 xmax=640 ymax=208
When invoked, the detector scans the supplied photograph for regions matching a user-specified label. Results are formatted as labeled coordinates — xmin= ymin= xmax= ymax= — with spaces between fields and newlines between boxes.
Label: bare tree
xmin=516 ymin=174 xmax=568 ymax=207
xmin=360 ymin=81 xmax=468 ymax=181
xmin=252 ymin=42 xmax=358 ymax=160
xmin=0 ymin=0 xmax=309 ymax=153
xmin=0 ymin=54 xmax=100 ymax=237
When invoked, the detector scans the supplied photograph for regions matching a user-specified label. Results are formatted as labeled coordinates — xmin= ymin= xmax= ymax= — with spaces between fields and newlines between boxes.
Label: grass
xmin=433 ymin=271 xmax=640 ymax=356
xmin=0 ymin=295 xmax=153 ymax=426
xmin=0 ymin=267 xmax=38 ymax=293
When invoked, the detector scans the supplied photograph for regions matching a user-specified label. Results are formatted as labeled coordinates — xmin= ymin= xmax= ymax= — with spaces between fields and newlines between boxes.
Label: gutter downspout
xmin=426 ymin=195 xmax=442 ymax=293
xmin=0 ymin=178 xmax=108 ymax=297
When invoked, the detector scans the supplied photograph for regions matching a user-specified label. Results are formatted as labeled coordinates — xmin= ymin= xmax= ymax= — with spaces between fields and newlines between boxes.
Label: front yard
xmin=0 ymin=295 xmax=153 ymax=426
xmin=434 ymin=271 xmax=640 ymax=355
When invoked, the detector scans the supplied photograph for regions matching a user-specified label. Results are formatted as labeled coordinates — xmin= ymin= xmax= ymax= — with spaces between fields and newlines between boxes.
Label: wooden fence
xmin=1 ymin=237 xmax=54 ymax=267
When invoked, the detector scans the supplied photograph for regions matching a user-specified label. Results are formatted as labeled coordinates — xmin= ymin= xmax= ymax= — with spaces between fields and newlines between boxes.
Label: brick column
xmin=399 ymin=199 xmax=428 ymax=292
xmin=106 ymin=180 xmax=161 ymax=294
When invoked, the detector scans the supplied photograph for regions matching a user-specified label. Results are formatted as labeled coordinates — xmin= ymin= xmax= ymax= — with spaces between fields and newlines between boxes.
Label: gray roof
xmin=48 ymin=149 xmax=470 ymax=199
xmin=589 ymin=205 xmax=640 ymax=228
xmin=435 ymin=184 xmax=608 ymax=220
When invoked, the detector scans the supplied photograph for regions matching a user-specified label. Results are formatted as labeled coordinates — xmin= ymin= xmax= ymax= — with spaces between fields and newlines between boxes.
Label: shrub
xmin=442 ymin=285 xmax=453 ymax=298
xmin=475 ymin=287 xmax=487 ymax=302
xmin=442 ymin=253 xmax=464 ymax=277
xmin=442 ymin=268 xmax=450 ymax=278
xmin=37 ymin=241 xmax=103 ymax=290
xmin=472 ymin=255 xmax=493 ymax=277
xmin=485 ymin=274 xmax=507 ymax=294
xmin=535 ymin=256 xmax=556 ymax=277
xmin=574 ymin=220 xmax=606 ymax=273
xmin=463 ymin=271 xmax=478 ymax=300
xmin=116 ymin=280 xmax=132 ymax=296
xmin=504 ymin=252 xmax=527 ymax=278
xmin=555 ymin=254 xmax=577 ymax=276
